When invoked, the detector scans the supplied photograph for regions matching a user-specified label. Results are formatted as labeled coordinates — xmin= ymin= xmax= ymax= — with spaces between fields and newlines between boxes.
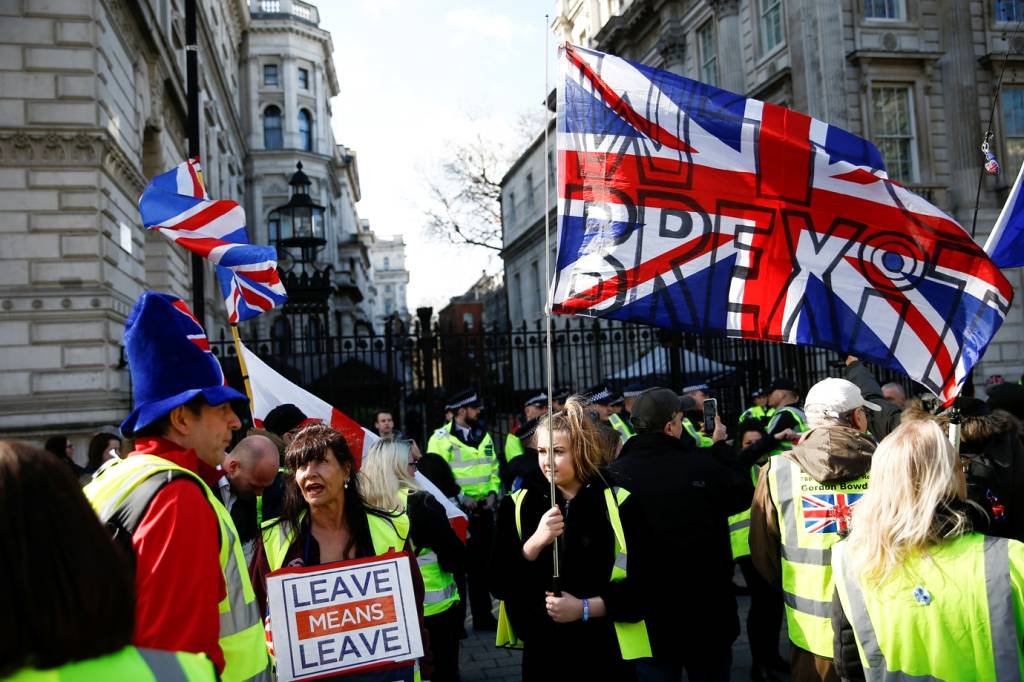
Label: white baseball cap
xmin=804 ymin=378 xmax=881 ymax=418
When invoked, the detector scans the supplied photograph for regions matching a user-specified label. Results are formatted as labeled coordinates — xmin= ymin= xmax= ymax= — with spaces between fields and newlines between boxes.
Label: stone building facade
xmin=0 ymin=0 xmax=378 ymax=451
xmin=546 ymin=0 xmax=1024 ymax=391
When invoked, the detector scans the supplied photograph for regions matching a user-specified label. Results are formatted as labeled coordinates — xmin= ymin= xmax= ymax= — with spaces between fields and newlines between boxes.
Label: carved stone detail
xmin=707 ymin=0 xmax=741 ymax=17
xmin=0 ymin=130 xmax=144 ymax=193
xmin=656 ymin=26 xmax=687 ymax=70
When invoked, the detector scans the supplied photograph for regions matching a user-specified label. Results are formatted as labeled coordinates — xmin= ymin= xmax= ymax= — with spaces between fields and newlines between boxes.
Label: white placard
xmin=267 ymin=552 xmax=423 ymax=681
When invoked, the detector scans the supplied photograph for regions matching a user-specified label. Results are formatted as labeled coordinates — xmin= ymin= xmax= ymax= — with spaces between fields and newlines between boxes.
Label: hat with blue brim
xmin=120 ymin=291 xmax=246 ymax=435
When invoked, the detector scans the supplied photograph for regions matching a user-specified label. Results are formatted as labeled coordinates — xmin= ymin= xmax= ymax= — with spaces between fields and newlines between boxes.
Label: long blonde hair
xmin=537 ymin=396 xmax=614 ymax=483
xmin=846 ymin=419 xmax=969 ymax=583
xmin=357 ymin=438 xmax=420 ymax=513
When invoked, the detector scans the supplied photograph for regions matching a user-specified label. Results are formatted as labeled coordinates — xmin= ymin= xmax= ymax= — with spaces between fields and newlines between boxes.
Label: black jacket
xmin=844 ymin=361 xmax=902 ymax=440
xmin=406 ymin=489 xmax=465 ymax=575
xmin=489 ymin=471 xmax=640 ymax=677
xmin=607 ymin=432 xmax=753 ymax=660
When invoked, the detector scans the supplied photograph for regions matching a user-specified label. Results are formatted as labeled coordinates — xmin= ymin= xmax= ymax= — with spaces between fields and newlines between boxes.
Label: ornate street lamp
xmin=269 ymin=161 xmax=326 ymax=263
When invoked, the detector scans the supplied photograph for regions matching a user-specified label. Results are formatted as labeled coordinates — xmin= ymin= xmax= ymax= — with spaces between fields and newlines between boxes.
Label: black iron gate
xmin=211 ymin=316 xmax=914 ymax=451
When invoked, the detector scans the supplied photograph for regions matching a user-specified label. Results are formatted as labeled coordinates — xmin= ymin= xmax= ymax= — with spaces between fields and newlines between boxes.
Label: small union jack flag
xmin=801 ymin=493 xmax=863 ymax=534
xmin=170 ymin=297 xmax=225 ymax=384
xmin=139 ymin=158 xmax=287 ymax=324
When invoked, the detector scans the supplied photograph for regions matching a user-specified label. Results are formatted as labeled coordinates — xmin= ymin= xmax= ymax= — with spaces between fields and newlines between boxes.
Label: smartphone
xmin=702 ymin=398 xmax=718 ymax=434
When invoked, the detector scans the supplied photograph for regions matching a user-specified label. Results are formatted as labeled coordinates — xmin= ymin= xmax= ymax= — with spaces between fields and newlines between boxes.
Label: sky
xmin=317 ymin=1 xmax=558 ymax=311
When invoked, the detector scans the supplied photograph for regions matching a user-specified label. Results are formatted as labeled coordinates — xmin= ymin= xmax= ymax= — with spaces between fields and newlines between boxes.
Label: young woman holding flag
xmin=489 ymin=397 xmax=648 ymax=681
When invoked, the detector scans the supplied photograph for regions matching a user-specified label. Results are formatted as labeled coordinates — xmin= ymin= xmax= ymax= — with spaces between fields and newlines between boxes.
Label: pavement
xmin=456 ymin=567 xmax=791 ymax=681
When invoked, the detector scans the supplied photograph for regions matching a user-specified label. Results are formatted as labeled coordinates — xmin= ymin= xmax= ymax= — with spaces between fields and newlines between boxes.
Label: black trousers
xmin=464 ymin=505 xmax=496 ymax=625
xmin=424 ymin=606 xmax=461 ymax=682
xmin=738 ymin=556 xmax=784 ymax=665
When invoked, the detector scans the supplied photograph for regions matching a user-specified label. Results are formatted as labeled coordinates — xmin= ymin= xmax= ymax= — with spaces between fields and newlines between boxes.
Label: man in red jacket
xmin=86 ymin=292 xmax=267 ymax=680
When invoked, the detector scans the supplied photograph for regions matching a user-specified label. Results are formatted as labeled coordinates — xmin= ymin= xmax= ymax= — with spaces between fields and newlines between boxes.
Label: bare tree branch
xmin=422 ymin=129 xmax=513 ymax=252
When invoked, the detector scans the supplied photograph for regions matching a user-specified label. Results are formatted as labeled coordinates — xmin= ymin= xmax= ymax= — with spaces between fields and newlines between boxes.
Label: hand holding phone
xmin=702 ymin=398 xmax=718 ymax=435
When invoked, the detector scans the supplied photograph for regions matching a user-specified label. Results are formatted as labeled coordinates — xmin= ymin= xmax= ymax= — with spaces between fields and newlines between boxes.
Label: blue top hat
xmin=120 ymin=291 xmax=246 ymax=435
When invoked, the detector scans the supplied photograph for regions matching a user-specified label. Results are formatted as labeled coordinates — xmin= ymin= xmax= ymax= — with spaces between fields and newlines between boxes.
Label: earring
xmin=344 ymin=478 xmax=349 ymax=489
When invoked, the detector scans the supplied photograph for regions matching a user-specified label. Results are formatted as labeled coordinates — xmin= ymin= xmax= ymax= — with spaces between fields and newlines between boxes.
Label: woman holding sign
xmin=251 ymin=424 xmax=427 ymax=681
xmin=359 ymin=438 xmax=465 ymax=682
xmin=490 ymin=397 xmax=648 ymax=681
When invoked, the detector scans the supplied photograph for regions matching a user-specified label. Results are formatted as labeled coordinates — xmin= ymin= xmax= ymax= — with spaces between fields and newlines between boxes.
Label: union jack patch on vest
xmin=801 ymin=493 xmax=863 ymax=534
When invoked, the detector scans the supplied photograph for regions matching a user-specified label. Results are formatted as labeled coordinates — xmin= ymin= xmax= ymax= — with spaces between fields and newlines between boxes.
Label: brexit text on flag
xmin=239 ymin=340 xmax=468 ymax=540
xmin=985 ymin=159 xmax=1024 ymax=268
xmin=138 ymin=159 xmax=288 ymax=323
xmin=551 ymin=44 xmax=1014 ymax=404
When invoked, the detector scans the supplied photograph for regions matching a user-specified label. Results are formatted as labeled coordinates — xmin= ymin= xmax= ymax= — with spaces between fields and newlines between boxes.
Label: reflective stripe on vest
xmin=767 ymin=455 xmax=869 ymax=657
xmin=833 ymin=535 xmax=1024 ymax=681
xmin=84 ymin=456 xmax=267 ymax=682
xmin=432 ymin=424 xmax=499 ymax=499
xmin=505 ymin=487 xmax=652 ymax=660
xmin=608 ymin=413 xmax=634 ymax=445
xmin=7 ymin=646 xmax=218 ymax=681
xmin=261 ymin=509 xmax=410 ymax=573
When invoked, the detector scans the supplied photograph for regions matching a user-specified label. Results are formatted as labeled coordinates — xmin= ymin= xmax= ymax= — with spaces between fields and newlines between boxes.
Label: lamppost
xmin=269 ymin=161 xmax=326 ymax=264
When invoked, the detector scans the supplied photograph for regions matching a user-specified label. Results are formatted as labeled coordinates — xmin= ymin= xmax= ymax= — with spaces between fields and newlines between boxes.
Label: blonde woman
xmin=359 ymin=438 xmax=465 ymax=682
xmin=489 ymin=397 xmax=647 ymax=681
xmin=832 ymin=419 xmax=1024 ymax=680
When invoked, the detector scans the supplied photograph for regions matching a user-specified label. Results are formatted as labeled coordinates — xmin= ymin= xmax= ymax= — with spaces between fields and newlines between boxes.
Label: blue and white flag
xmin=985 ymin=161 xmax=1024 ymax=268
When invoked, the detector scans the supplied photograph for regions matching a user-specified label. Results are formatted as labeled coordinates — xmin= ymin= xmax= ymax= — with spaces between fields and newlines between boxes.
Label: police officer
xmin=427 ymin=389 xmax=500 ymax=630
xmin=749 ymin=378 xmax=879 ymax=680
xmin=764 ymin=378 xmax=809 ymax=457
xmin=738 ymin=388 xmax=775 ymax=429
xmin=505 ymin=391 xmax=547 ymax=487
xmin=552 ymin=387 xmax=571 ymax=413
xmin=681 ymin=383 xmax=715 ymax=448
xmin=608 ymin=391 xmax=635 ymax=445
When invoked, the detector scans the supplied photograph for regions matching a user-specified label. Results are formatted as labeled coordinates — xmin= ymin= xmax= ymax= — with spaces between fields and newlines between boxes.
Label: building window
xmin=383 ymin=256 xmax=390 ymax=270
xmin=548 ymin=147 xmax=556 ymax=186
xmin=864 ymin=0 xmax=904 ymax=19
xmin=526 ymin=173 xmax=535 ymax=210
xmin=508 ymin=191 xmax=517 ymax=225
xmin=760 ymin=0 xmax=784 ymax=54
xmin=263 ymin=64 xmax=278 ymax=87
xmin=263 ymin=105 xmax=283 ymax=149
xmin=995 ymin=0 xmax=1024 ymax=22
xmin=298 ymin=67 xmax=309 ymax=89
xmin=1002 ymin=87 xmax=1024 ymax=176
xmin=697 ymin=21 xmax=718 ymax=87
xmin=462 ymin=312 xmax=474 ymax=330
xmin=298 ymin=109 xmax=313 ymax=151
xmin=385 ymin=299 xmax=393 ymax=314
xmin=385 ymin=284 xmax=393 ymax=294
xmin=871 ymin=85 xmax=918 ymax=184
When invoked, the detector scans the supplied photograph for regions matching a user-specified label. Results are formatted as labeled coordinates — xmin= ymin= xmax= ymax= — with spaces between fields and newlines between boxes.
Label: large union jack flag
xmin=801 ymin=492 xmax=863 ymax=535
xmin=139 ymin=159 xmax=287 ymax=324
xmin=551 ymin=44 xmax=1014 ymax=404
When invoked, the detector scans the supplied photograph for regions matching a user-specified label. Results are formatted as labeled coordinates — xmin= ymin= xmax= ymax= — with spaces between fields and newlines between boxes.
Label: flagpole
xmin=543 ymin=14 xmax=560 ymax=596
xmin=185 ymin=0 xmax=205 ymax=326
xmin=230 ymin=324 xmax=256 ymax=414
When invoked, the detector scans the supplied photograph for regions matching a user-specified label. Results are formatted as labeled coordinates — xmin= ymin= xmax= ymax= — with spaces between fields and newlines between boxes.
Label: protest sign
xmin=267 ymin=551 xmax=423 ymax=681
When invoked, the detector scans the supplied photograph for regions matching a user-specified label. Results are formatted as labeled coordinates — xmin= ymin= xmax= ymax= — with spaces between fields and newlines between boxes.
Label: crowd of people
xmin=7 ymin=289 xmax=1024 ymax=682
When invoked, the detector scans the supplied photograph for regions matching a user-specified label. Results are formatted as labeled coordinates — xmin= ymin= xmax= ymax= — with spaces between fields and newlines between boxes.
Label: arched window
xmin=264 ymin=105 xmax=282 ymax=149
xmin=298 ymin=109 xmax=313 ymax=151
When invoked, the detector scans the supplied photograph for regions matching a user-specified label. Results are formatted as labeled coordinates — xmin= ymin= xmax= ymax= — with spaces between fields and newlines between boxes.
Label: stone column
xmin=283 ymin=56 xmax=298 ymax=148
xmin=248 ymin=56 xmax=261 ymax=149
xmin=656 ymin=25 xmax=687 ymax=76
xmin=939 ymin=0 xmax=985 ymax=214
xmin=708 ymin=0 xmax=745 ymax=93
xmin=785 ymin=0 xmax=846 ymax=124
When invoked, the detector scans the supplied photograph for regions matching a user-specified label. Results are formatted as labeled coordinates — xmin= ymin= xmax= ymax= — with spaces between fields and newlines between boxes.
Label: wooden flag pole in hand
xmin=230 ymin=324 xmax=256 ymax=414
xmin=543 ymin=14 xmax=560 ymax=596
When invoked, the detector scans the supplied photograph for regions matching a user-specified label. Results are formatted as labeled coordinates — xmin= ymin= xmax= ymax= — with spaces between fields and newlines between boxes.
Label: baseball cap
xmin=631 ymin=388 xmax=684 ymax=432
xmin=804 ymin=378 xmax=880 ymax=418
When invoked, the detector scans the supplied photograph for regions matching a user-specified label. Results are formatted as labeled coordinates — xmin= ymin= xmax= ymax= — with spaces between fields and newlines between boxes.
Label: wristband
xmin=582 ymin=598 xmax=589 ymax=622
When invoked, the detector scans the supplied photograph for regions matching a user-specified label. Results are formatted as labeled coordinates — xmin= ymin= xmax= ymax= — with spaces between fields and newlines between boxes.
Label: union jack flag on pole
xmin=551 ymin=44 xmax=1014 ymax=404
xmin=139 ymin=159 xmax=287 ymax=324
